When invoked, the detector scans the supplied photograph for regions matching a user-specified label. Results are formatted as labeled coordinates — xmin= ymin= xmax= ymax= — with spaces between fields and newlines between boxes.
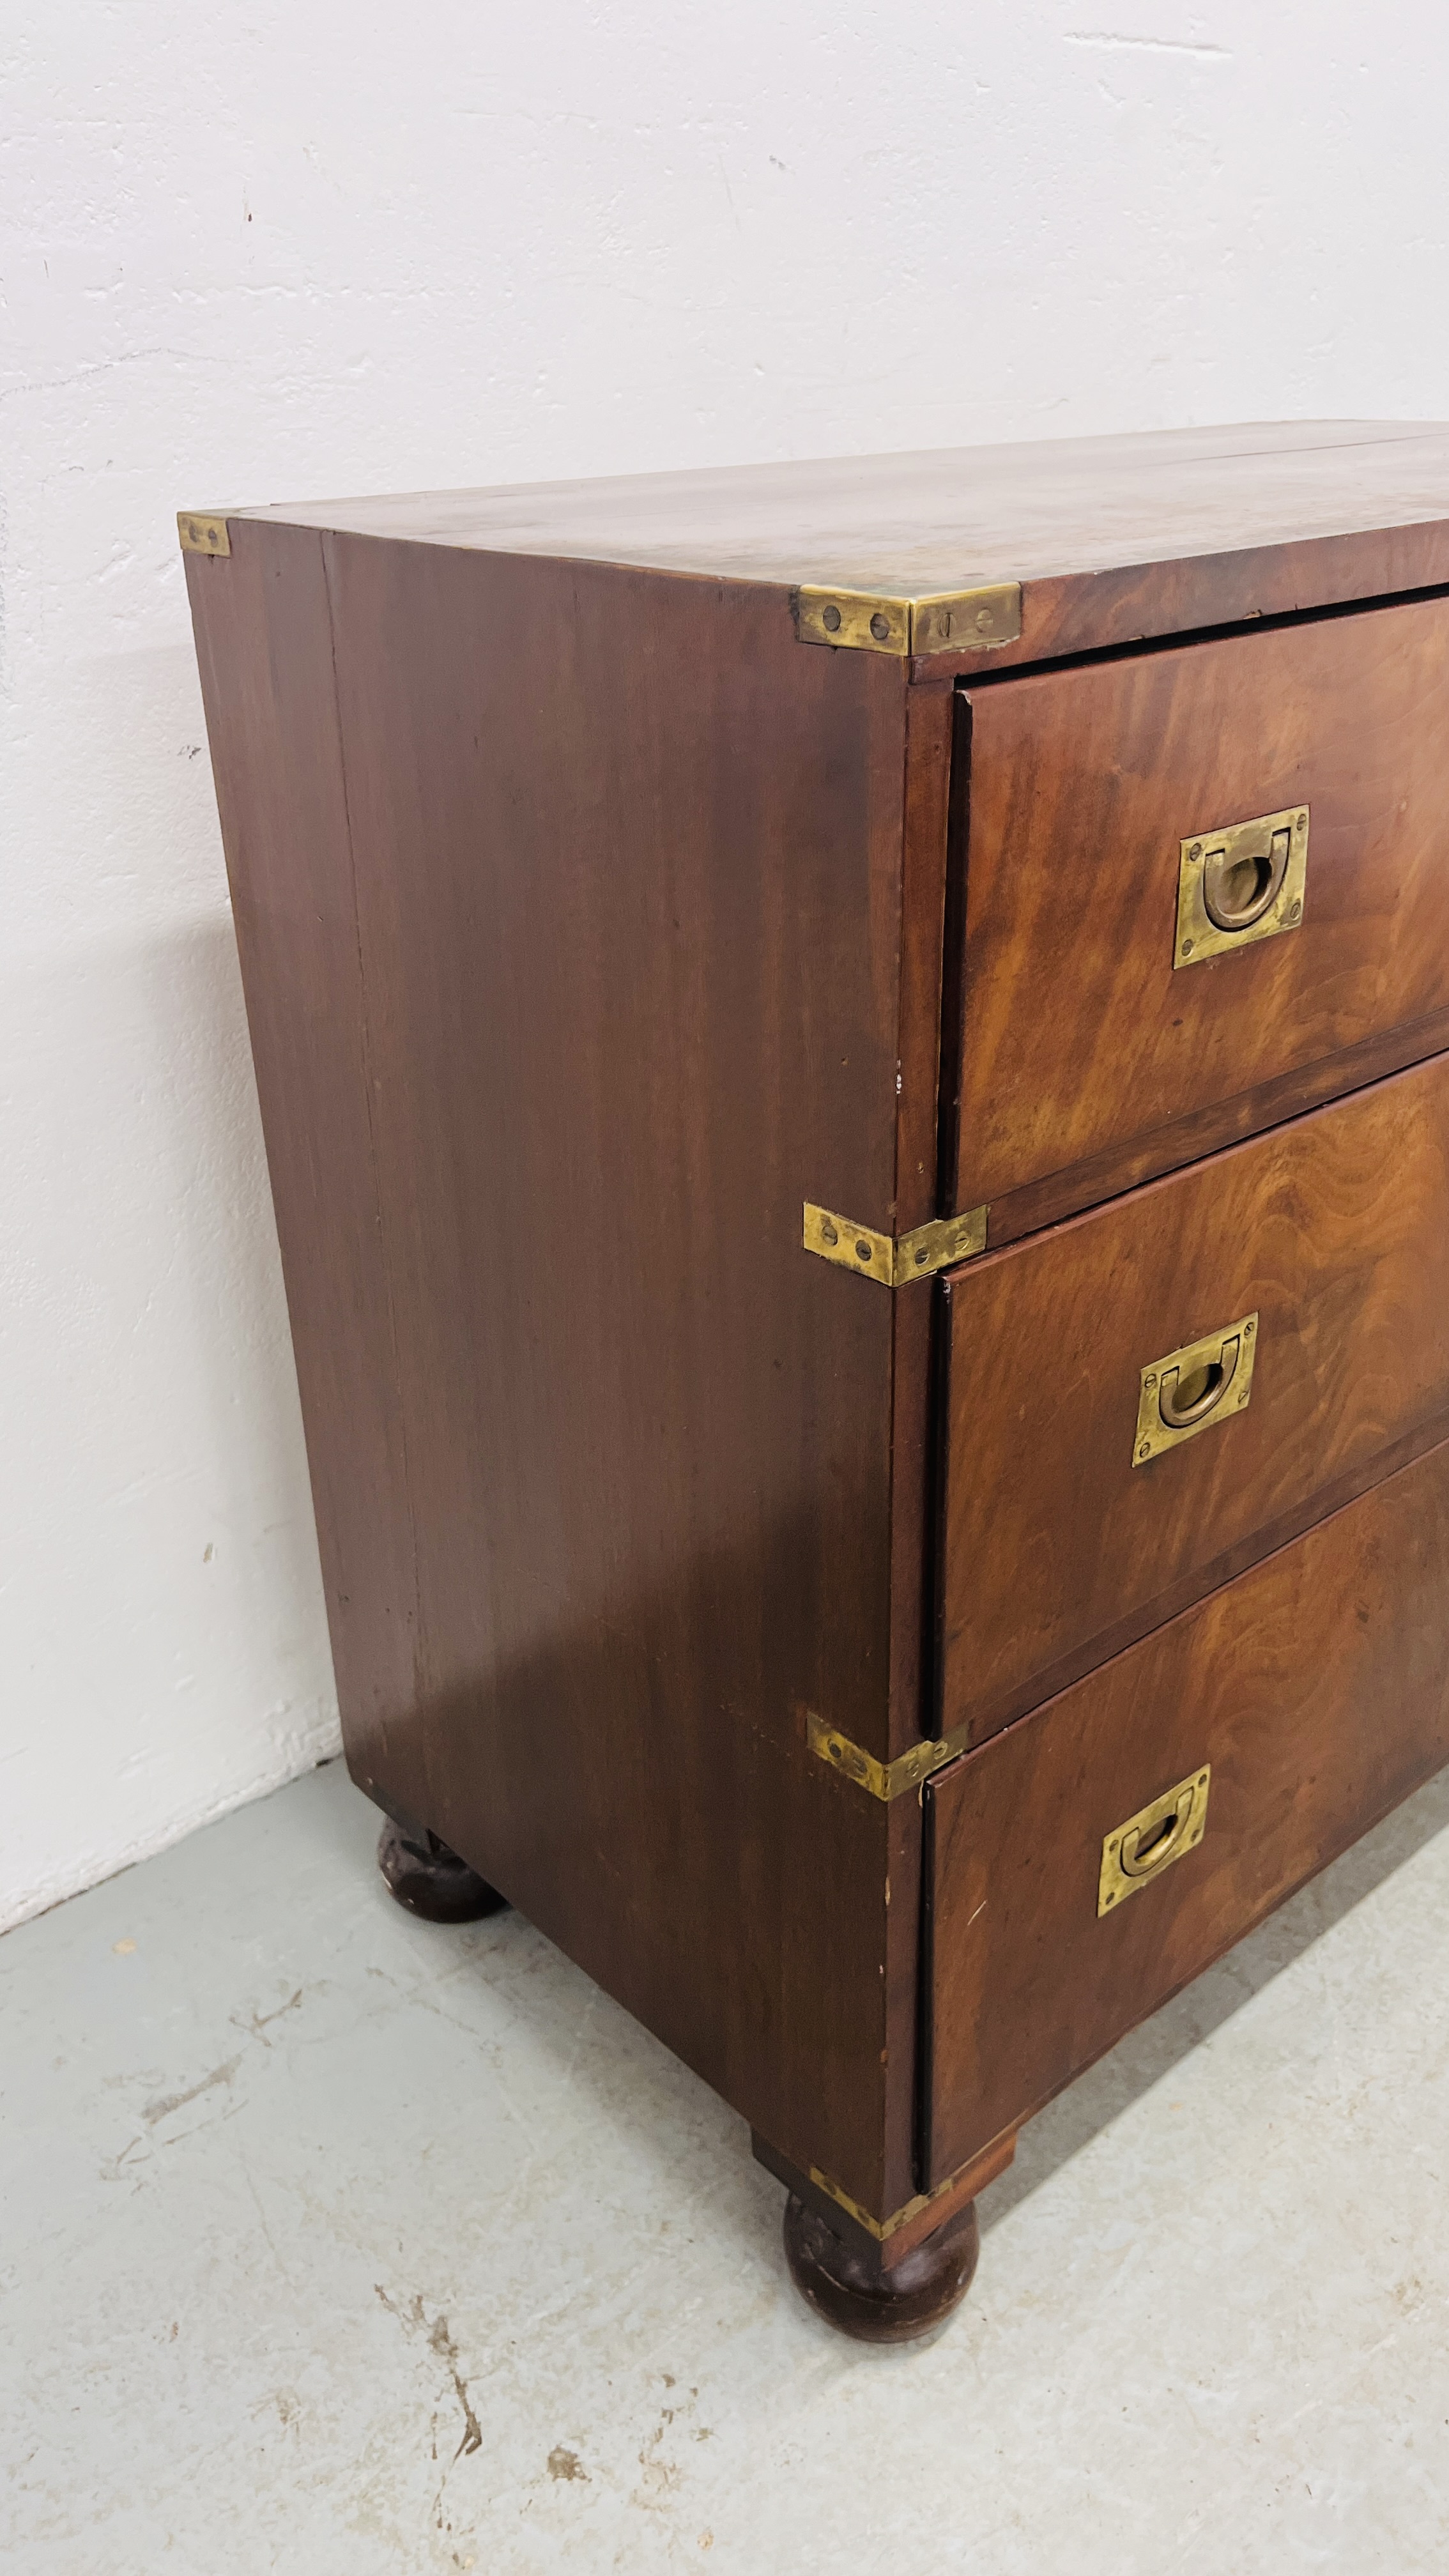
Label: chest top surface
xmin=238 ymin=420 xmax=1449 ymax=597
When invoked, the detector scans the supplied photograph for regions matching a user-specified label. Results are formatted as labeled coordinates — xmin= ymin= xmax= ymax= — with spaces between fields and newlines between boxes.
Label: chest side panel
xmin=184 ymin=528 xmax=422 ymax=1758
xmin=190 ymin=526 xmax=917 ymax=2212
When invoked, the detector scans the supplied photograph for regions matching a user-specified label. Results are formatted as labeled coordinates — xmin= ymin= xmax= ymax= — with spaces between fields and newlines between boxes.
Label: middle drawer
xmin=937 ymin=1047 xmax=1449 ymax=1748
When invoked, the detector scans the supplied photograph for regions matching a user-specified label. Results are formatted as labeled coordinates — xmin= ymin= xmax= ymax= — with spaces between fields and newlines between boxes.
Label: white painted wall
xmin=4 ymin=2 xmax=1448 ymax=1931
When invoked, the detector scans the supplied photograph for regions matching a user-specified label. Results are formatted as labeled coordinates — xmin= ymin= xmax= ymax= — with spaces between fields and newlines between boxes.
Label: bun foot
xmin=783 ymin=2192 xmax=979 ymax=2344
xmin=376 ymin=1819 xmax=509 ymax=1924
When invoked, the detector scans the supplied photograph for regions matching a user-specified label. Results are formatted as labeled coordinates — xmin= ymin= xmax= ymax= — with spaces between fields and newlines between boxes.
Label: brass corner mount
xmin=802 ymin=1201 xmax=987 ymax=1287
xmin=178 ymin=511 xmax=232 ymax=557
xmin=806 ymin=1710 xmax=956 ymax=1802
xmin=793 ymin=583 xmax=1022 ymax=659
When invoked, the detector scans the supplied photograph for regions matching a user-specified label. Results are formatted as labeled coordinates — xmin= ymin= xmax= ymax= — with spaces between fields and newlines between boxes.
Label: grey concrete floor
xmin=3 ymin=1759 xmax=1449 ymax=2574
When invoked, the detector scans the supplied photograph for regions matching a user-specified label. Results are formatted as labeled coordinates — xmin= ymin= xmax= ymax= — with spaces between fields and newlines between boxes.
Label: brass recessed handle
xmin=1175 ymin=806 xmax=1308 ymax=967
xmin=1157 ymin=1332 xmax=1240 ymax=1429
xmin=1201 ymin=826 xmax=1291 ymax=931
xmin=1099 ymin=1767 xmax=1211 ymax=1914
xmin=1134 ymin=1312 xmax=1258 ymax=1464
xmin=1119 ymin=1790 xmax=1195 ymax=1878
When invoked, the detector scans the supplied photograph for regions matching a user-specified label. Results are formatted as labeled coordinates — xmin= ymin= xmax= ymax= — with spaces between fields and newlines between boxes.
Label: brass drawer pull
xmin=1175 ymin=806 xmax=1308 ymax=967
xmin=1134 ymin=1312 xmax=1257 ymax=1463
xmin=1120 ymin=1797 xmax=1193 ymax=1876
xmin=1099 ymin=1767 xmax=1211 ymax=1915
xmin=1202 ymin=825 xmax=1290 ymax=930
xmin=1157 ymin=1330 xmax=1240 ymax=1429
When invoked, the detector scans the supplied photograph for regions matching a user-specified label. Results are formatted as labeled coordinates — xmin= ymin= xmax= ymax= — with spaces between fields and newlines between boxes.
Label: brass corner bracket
xmin=802 ymin=1200 xmax=987 ymax=1287
xmin=178 ymin=510 xmax=232 ymax=557
xmin=808 ymin=2140 xmax=1013 ymax=2246
xmin=806 ymin=1710 xmax=960 ymax=1803
xmin=793 ymin=582 xmax=1022 ymax=658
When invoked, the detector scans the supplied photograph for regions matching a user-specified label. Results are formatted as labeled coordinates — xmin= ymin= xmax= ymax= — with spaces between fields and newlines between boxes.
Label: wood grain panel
xmin=187 ymin=525 xmax=926 ymax=2218
xmin=953 ymin=595 xmax=1449 ymax=1214
xmin=940 ymin=1051 xmax=1449 ymax=1745
xmin=183 ymin=530 xmax=422 ymax=1758
xmin=926 ymin=1436 xmax=1449 ymax=2184
xmin=982 ymin=999 xmax=1449 ymax=1249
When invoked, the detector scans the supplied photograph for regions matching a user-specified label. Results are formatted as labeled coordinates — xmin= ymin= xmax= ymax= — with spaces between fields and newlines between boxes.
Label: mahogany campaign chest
xmin=183 ymin=423 xmax=1449 ymax=2340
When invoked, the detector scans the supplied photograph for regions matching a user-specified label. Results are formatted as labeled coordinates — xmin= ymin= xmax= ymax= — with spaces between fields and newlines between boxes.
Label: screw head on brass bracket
xmin=178 ymin=510 xmax=233 ymax=557
xmin=802 ymin=1201 xmax=988 ymax=1286
xmin=793 ymin=583 xmax=1022 ymax=658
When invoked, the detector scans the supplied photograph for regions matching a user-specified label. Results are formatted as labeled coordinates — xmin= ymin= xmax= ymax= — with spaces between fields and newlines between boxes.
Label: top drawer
xmin=953 ymin=595 xmax=1449 ymax=1234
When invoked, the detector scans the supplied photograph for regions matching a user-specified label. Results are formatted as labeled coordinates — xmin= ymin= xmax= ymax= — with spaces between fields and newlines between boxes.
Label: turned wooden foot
xmin=376 ymin=1819 xmax=509 ymax=1924
xmin=783 ymin=2192 xmax=979 ymax=2343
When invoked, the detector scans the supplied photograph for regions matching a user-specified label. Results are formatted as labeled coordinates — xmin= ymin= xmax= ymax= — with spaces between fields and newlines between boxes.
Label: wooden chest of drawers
xmin=183 ymin=422 xmax=1449 ymax=2341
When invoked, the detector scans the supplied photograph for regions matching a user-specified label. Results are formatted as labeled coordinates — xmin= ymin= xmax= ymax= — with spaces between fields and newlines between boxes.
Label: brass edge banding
xmin=808 ymin=2162 xmax=973 ymax=2244
xmin=806 ymin=1709 xmax=962 ymax=1802
xmin=802 ymin=1201 xmax=987 ymax=1287
xmin=793 ymin=583 xmax=1022 ymax=657
xmin=178 ymin=510 xmax=232 ymax=557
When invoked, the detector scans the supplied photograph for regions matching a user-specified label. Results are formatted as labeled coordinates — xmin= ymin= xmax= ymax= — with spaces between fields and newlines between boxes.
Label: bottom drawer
xmin=924 ymin=1437 xmax=1449 ymax=2187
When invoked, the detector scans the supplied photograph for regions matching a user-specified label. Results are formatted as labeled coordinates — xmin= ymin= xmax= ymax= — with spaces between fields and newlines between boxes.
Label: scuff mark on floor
xmin=374 ymin=2285 xmax=482 ymax=2461
xmin=232 ymin=1988 xmax=305 ymax=2046
xmin=430 ymin=2311 xmax=482 ymax=2460
xmin=632 ymin=2374 xmax=696 ymax=2509
xmin=142 ymin=2056 xmax=241 ymax=2126
xmin=100 ymin=2133 xmax=151 ymax=2184
xmin=250 ymin=2387 xmax=302 ymax=2435
xmin=547 ymin=2444 xmax=588 ymax=2481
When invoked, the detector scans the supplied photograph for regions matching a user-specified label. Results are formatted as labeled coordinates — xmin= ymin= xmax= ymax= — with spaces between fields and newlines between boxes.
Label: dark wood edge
xmin=894 ymin=678 xmax=954 ymax=1236
xmin=940 ymin=1402 xmax=1449 ymax=1752
xmin=752 ymin=2131 xmax=884 ymax=2256
xmin=344 ymin=1758 xmax=429 ymax=1839
xmin=752 ymin=2126 xmax=1016 ymax=2258
xmin=928 ymin=1282 xmax=956 ymax=1742
xmin=918 ymin=1763 xmax=940 ymax=2191
xmin=951 ymin=569 xmax=1449 ymax=696
xmin=908 ymin=528 xmax=1449 ymax=684
xmin=981 ymin=1020 xmax=1449 ymax=1252
xmin=886 ymin=681 xmax=956 ymax=1760
xmin=882 ymin=1797 xmax=924 ymax=2219
xmin=890 ymin=2133 xmax=1016 ymax=2261
xmin=935 ymin=689 xmax=972 ymax=1218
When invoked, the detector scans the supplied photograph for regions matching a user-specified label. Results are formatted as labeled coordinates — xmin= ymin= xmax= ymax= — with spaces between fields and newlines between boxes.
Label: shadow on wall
xmin=130 ymin=902 xmax=339 ymax=1706
xmin=0 ymin=885 xmax=339 ymax=1929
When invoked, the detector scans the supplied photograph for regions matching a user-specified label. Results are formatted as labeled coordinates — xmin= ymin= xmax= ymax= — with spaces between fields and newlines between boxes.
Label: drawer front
xmin=953 ymin=595 xmax=1449 ymax=1232
xmin=925 ymin=1436 xmax=1449 ymax=2187
xmin=939 ymin=1049 xmax=1449 ymax=1746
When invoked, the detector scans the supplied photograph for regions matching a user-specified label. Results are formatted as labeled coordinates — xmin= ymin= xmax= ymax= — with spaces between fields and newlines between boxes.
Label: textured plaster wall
xmin=4 ymin=3 xmax=1448 ymax=1931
